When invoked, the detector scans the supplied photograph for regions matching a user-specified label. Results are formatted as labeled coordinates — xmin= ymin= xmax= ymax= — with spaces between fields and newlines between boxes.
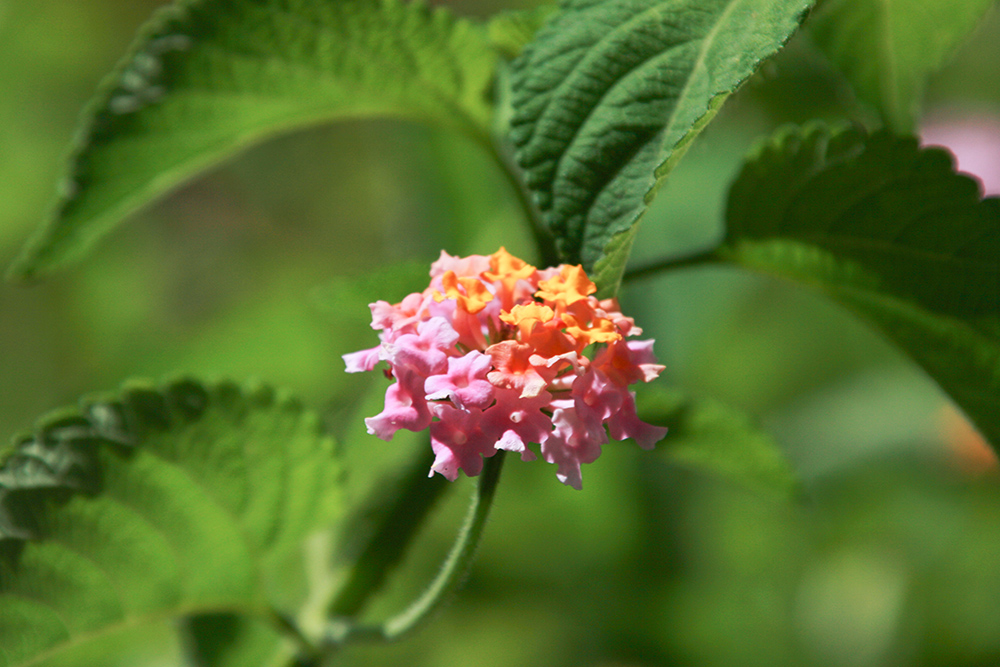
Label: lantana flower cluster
xmin=344 ymin=248 xmax=668 ymax=489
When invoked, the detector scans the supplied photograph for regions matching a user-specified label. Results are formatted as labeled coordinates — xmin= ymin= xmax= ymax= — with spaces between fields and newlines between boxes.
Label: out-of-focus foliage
xmin=722 ymin=123 xmax=1000 ymax=448
xmin=2 ymin=1 xmax=999 ymax=666
xmin=0 ymin=379 xmax=342 ymax=667
xmin=808 ymin=0 xmax=995 ymax=132
xmin=7 ymin=0 xmax=499 ymax=281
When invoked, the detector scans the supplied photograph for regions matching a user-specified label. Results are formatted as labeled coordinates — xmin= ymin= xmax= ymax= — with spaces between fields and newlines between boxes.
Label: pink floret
xmin=343 ymin=248 xmax=668 ymax=488
xmin=343 ymin=345 xmax=382 ymax=373
xmin=424 ymin=351 xmax=495 ymax=411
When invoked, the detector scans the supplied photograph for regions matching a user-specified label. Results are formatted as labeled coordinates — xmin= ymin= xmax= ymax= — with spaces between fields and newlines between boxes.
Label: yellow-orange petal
xmin=500 ymin=302 xmax=556 ymax=344
xmin=500 ymin=302 xmax=554 ymax=326
xmin=440 ymin=270 xmax=492 ymax=314
xmin=486 ymin=247 xmax=536 ymax=281
xmin=563 ymin=314 xmax=621 ymax=346
xmin=535 ymin=264 xmax=596 ymax=307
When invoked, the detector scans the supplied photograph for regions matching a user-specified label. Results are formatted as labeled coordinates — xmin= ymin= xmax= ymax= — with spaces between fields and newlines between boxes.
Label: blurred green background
xmin=2 ymin=1 xmax=1000 ymax=665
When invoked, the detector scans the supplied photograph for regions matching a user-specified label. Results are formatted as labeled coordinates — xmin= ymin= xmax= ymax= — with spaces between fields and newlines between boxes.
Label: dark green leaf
xmin=181 ymin=612 xmax=288 ymax=667
xmin=0 ymin=378 xmax=342 ymax=667
xmin=721 ymin=123 xmax=1000 ymax=451
xmin=8 ymin=0 xmax=497 ymax=281
xmin=509 ymin=0 xmax=813 ymax=276
xmin=638 ymin=388 xmax=798 ymax=498
xmin=808 ymin=0 xmax=994 ymax=133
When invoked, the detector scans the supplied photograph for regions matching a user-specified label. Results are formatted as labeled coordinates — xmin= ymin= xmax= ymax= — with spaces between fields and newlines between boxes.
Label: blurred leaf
xmin=638 ymin=388 xmax=798 ymax=498
xmin=311 ymin=260 xmax=431 ymax=331
xmin=487 ymin=5 xmax=558 ymax=60
xmin=0 ymin=378 xmax=342 ymax=667
xmin=721 ymin=123 xmax=1000 ymax=452
xmin=508 ymin=0 xmax=813 ymax=272
xmin=8 ymin=0 xmax=497 ymax=281
xmin=328 ymin=450 xmax=449 ymax=619
xmin=181 ymin=612 xmax=288 ymax=667
xmin=808 ymin=0 xmax=994 ymax=132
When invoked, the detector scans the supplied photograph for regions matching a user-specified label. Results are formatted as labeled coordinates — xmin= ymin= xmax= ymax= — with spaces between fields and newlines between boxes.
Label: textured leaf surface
xmin=721 ymin=123 xmax=1000 ymax=450
xmin=809 ymin=0 xmax=994 ymax=132
xmin=509 ymin=0 xmax=813 ymax=272
xmin=638 ymin=388 xmax=798 ymax=498
xmin=0 ymin=379 xmax=342 ymax=667
xmin=8 ymin=0 xmax=496 ymax=281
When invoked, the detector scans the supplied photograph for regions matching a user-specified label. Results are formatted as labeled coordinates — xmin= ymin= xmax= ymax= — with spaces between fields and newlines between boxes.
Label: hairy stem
xmin=327 ymin=450 xmax=450 ymax=618
xmin=323 ymin=451 xmax=506 ymax=650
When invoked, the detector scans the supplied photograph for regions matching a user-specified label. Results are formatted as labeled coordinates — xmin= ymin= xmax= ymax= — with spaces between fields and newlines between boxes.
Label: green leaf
xmin=0 ymin=378 xmax=342 ymax=667
xmin=181 ymin=612 xmax=289 ymax=667
xmin=487 ymin=5 xmax=558 ymax=60
xmin=328 ymin=450 xmax=449 ymax=619
xmin=509 ymin=0 xmax=813 ymax=271
xmin=591 ymin=224 xmax=640 ymax=299
xmin=808 ymin=0 xmax=994 ymax=133
xmin=720 ymin=123 xmax=1000 ymax=452
xmin=8 ymin=0 xmax=497 ymax=282
xmin=637 ymin=388 xmax=798 ymax=498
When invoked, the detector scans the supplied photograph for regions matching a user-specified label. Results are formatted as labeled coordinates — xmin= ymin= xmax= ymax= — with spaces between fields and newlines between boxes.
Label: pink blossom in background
xmin=343 ymin=248 xmax=668 ymax=489
xmin=921 ymin=112 xmax=1000 ymax=196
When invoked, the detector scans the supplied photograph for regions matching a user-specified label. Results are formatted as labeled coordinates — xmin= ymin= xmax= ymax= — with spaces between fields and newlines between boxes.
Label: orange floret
xmin=535 ymin=264 xmax=597 ymax=309
xmin=484 ymin=247 xmax=537 ymax=310
xmin=435 ymin=270 xmax=493 ymax=314
xmin=486 ymin=340 xmax=550 ymax=397
xmin=500 ymin=302 xmax=555 ymax=337
xmin=562 ymin=313 xmax=621 ymax=346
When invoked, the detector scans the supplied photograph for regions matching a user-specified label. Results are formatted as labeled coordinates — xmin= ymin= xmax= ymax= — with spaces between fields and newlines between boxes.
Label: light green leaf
xmin=0 ymin=378 xmax=342 ymax=667
xmin=721 ymin=123 xmax=1000 ymax=451
xmin=8 ymin=0 xmax=497 ymax=281
xmin=808 ymin=0 xmax=994 ymax=133
xmin=638 ymin=388 xmax=798 ymax=498
xmin=509 ymin=0 xmax=813 ymax=271
xmin=487 ymin=5 xmax=558 ymax=60
xmin=591 ymin=224 xmax=640 ymax=299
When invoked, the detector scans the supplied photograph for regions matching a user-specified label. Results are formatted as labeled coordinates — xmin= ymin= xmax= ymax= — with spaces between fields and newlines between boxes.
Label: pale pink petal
xmin=540 ymin=406 xmax=608 ymax=489
xmin=343 ymin=346 xmax=382 ymax=373
xmin=365 ymin=369 xmax=433 ymax=440
xmin=424 ymin=351 xmax=495 ymax=411
xmin=387 ymin=317 xmax=460 ymax=375
xmin=571 ymin=368 xmax=625 ymax=428
xmin=626 ymin=340 xmax=666 ymax=382
xmin=607 ymin=392 xmax=667 ymax=450
xmin=429 ymin=250 xmax=492 ymax=279
xmin=483 ymin=388 xmax=552 ymax=461
xmin=429 ymin=404 xmax=500 ymax=480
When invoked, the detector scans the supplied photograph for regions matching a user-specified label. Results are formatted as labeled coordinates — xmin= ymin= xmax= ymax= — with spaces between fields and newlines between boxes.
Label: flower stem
xmin=323 ymin=451 xmax=506 ymax=648
xmin=327 ymin=450 xmax=450 ymax=618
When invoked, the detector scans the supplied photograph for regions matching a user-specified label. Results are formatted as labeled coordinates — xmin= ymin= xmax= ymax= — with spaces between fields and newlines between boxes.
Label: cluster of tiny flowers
xmin=343 ymin=248 xmax=668 ymax=489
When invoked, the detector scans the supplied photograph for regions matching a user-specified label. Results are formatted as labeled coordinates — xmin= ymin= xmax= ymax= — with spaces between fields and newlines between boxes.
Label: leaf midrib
xmin=799 ymin=229 xmax=1000 ymax=275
